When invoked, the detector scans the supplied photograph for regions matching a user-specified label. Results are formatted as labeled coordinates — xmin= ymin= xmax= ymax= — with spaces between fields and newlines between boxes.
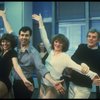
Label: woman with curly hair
xmin=0 ymin=33 xmax=33 ymax=98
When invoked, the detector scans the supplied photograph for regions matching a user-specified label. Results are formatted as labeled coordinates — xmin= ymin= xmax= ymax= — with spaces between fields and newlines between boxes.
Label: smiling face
xmin=19 ymin=31 xmax=31 ymax=47
xmin=87 ymin=32 xmax=99 ymax=48
xmin=51 ymin=34 xmax=69 ymax=52
xmin=53 ymin=39 xmax=63 ymax=52
xmin=1 ymin=40 xmax=11 ymax=51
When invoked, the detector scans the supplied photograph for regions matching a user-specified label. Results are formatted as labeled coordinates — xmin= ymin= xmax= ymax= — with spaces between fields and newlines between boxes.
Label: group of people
xmin=0 ymin=10 xmax=64 ymax=99
xmin=0 ymin=10 xmax=100 ymax=99
xmin=32 ymin=14 xmax=100 ymax=99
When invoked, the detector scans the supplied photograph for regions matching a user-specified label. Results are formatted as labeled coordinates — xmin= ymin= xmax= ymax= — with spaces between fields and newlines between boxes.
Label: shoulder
xmin=78 ymin=43 xmax=86 ymax=47
xmin=9 ymin=49 xmax=17 ymax=54
xmin=78 ymin=43 xmax=87 ymax=49
xmin=62 ymin=52 xmax=70 ymax=58
xmin=8 ymin=49 xmax=17 ymax=57
xmin=30 ymin=46 xmax=40 ymax=54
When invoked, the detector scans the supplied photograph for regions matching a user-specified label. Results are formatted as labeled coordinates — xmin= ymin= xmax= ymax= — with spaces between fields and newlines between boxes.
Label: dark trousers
xmin=96 ymin=86 xmax=100 ymax=99
xmin=13 ymin=77 xmax=34 ymax=99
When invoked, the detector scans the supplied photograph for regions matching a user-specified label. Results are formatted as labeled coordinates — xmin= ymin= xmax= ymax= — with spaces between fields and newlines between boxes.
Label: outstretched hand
xmin=32 ymin=14 xmax=41 ymax=21
xmin=54 ymin=79 xmax=65 ymax=95
xmin=24 ymin=80 xmax=34 ymax=92
xmin=92 ymin=75 xmax=100 ymax=86
xmin=32 ymin=13 xmax=44 ymax=28
xmin=0 ymin=10 xmax=6 ymax=17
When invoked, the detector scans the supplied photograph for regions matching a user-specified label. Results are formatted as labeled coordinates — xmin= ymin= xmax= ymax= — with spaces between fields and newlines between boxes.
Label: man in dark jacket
xmin=68 ymin=28 xmax=100 ymax=99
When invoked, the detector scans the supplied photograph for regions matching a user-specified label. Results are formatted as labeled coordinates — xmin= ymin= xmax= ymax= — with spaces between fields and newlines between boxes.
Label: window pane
xmin=57 ymin=2 xmax=85 ymax=20
xmin=90 ymin=20 xmax=100 ymax=31
xmin=59 ymin=22 xmax=86 ymax=56
xmin=90 ymin=2 xmax=100 ymax=18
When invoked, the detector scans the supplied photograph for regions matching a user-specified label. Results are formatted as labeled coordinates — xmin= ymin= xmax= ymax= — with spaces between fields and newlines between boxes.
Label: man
xmin=68 ymin=28 xmax=100 ymax=98
xmin=0 ymin=10 xmax=65 ymax=98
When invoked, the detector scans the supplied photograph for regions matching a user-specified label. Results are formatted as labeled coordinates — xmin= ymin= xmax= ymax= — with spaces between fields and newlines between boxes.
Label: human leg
xmin=96 ymin=86 xmax=100 ymax=98
xmin=68 ymin=82 xmax=91 ymax=99
xmin=39 ymin=83 xmax=58 ymax=99
xmin=13 ymin=78 xmax=33 ymax=99
xmin=0 ymin=81 xmax=8 ymax=98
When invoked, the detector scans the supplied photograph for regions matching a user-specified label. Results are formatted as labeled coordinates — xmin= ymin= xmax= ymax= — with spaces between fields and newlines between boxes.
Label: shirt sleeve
xmin=65 ymin=54 xmax=98 ymax=79
xmin=71 ymin=44 xmax=82 ymax=64
xmin=39 ymin=25 xmax=51 ymax=53
xmin=10 ymin=49 xmax=17 ymax=58
xmin=32 ymin=48 xmax=49 ymax=77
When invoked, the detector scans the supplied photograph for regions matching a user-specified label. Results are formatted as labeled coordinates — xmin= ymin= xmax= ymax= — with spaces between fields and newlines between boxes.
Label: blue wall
xmin=32 ymin=2 xmax=52 ymax=18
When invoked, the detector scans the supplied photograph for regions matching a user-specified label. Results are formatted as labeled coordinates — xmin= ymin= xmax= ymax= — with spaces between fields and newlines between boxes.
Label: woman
xmin=37 ymin=42 xmax=49 ymax=96
xmin=37 ymin=42 xmax=48 ymax=88
xmin=32 ymin=14 xmax=100 ymax=98
xmin=0 ymin=33 xmax=33 ymax=98
xmin=37 ymin=42 xmax=48 ymax=65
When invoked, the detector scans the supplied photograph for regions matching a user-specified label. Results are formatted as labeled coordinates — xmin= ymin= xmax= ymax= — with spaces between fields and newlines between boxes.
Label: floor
xmin=89 ymin=92 xmax=96 ymax=99
xmin=31 ymin=89 xmax=97 ymax=99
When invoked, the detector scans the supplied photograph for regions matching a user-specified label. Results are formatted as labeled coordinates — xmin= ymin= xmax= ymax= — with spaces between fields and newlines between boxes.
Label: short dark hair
xmin=87 ymin=28 xmax=100 ymax=39
xmin=0 ymin=33 xmax=18 ymax=49
xmin=51 ymin=34 xmax=69 ymax=52
xmin=19 ymin=26 xmax=32 ymax=36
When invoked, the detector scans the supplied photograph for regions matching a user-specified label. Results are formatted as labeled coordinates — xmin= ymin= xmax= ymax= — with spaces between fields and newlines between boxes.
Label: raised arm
xmin=0 ymin=10 xmax=13 ymax=34
xmin=32 ymin=14 xmax=51 ymax=53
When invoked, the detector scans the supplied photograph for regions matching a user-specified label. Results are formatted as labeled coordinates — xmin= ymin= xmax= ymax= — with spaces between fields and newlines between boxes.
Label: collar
xmin=87 ymin=45 xmax=98 ymax=50
xmin=18 ymin=46 xmax=31 ymax=53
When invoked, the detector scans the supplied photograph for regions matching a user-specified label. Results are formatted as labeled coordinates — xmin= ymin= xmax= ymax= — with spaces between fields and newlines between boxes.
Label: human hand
xmin=81 ymin=63 xmax=90 ymax=74
xmin=92 ymin=75 xmax=100 ymax=86
xmin=54 ymin=79 xmax=65 ymax=95
xmin=32 ymin=14 xmax=42 ymax=21
xmin=0 ymin=10 xmax=5 ymax=17
xmin=24 ymin=80 xmax=34 ymax=92
xmin=32 ymin=13 xmax=44 ymax=28
xmin=32 ymin=13 xmax=43 ymax=25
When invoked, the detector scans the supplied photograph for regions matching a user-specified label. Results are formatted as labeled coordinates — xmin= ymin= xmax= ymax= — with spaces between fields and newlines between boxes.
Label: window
xmin=59 ymin=22 xmax=86 ymax=56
